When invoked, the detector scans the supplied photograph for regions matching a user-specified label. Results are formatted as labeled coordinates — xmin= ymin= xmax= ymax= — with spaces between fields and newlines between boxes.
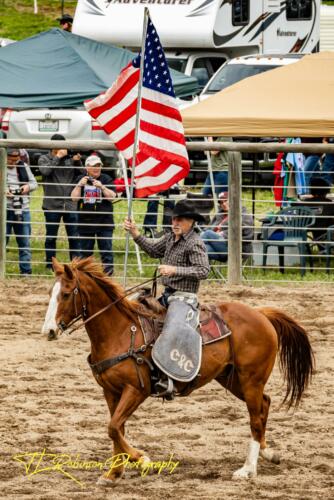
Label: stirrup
xmin=153 ymin=377 xmax=175 ymax=400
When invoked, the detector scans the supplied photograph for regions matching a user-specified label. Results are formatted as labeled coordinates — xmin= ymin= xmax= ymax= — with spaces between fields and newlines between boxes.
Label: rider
xmin=124 ymin=199 xmax=210 ymax=398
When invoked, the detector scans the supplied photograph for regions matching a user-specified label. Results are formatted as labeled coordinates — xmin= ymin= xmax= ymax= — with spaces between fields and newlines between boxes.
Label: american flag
xmin=84 ymin=16 xmax=190 ymax=198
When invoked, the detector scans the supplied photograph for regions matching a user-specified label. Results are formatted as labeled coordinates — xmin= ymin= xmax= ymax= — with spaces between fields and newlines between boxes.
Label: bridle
xmin=57 ymin=272 xmax=160 ymax=336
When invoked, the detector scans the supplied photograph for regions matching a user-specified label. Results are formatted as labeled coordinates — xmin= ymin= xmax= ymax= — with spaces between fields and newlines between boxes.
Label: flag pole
xmin=119 ymin=153 xmax=143 ymax=275
xmin=123 ymin=7 xmax=149 ymax=287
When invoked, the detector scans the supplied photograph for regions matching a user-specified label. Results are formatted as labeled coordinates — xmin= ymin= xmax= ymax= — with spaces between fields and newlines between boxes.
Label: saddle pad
xmin=199 ymin=316 xmax=231 ymax=344
xmin=199 ymin=306 xmax=231 ymax=345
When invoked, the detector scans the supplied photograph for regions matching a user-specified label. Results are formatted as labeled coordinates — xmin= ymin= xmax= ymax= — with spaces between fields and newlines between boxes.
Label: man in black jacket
xmin=38 ymin=134 xmax=82 ymax=269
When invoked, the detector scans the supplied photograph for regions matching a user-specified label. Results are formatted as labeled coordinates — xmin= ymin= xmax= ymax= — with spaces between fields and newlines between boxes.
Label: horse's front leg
xmin=97 ymin=385 xmax=149 ymax=487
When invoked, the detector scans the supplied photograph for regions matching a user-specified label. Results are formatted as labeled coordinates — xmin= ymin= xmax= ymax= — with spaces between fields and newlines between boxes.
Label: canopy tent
xmin=182 ymin=52 xmax=334 ymax=138
xmin=0 ymin=28 xmax=198 ymax=108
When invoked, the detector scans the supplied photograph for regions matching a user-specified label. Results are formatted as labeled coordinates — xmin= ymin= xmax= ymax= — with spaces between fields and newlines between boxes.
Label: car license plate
xmin=39 ymin=120 xmax=59 ymax=132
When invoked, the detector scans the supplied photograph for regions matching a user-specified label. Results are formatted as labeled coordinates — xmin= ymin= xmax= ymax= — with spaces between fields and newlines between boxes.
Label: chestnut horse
xmin=42 ymin=257 xmax=314 ymax=486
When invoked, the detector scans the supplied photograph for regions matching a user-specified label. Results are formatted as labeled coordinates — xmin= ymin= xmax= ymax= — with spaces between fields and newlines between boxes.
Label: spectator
xmin=6 ymin=148 xmax=37 ymax=275
xmin=202 ymin=137 xmax=232 ymax=197
xmin=142 ymin=187 xmax=178 ymax=237
xmin=38 ymin=134 xmax=82 ymax=269
xmin=305 ymin=177 xmax=334 ymax=243
xmin=200 ymin=191 xmax=254 ymax=262
xmin=58 ymin=14 xmax=73 ymax=32
xmin=301 ymin=137 xmax=323 ymax=193
xmin=321 ymin=138 xmax=334 ymax=186
xmin=71 ymin=155 xmax=116 ymax=275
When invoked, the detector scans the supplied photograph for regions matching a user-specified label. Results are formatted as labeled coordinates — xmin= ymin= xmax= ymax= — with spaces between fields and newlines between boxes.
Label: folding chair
xmin=262 ymin=206 xmax=315 ymax=277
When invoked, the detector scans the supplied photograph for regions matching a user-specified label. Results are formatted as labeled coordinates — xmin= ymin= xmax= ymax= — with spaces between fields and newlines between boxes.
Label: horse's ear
xmin=52 ymin=257 xmax=64 ymax=276
xmin=63 ymin=264 xmax=74 ymax=281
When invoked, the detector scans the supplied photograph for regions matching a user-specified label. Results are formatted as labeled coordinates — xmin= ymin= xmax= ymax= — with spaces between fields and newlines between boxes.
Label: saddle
xmin=136 ymin=289 xmax=231 ymax=348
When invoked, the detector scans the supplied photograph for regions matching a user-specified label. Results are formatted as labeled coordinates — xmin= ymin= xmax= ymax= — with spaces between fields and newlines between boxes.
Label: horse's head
xmin=41 ymin=257 xmax=88 ymax=339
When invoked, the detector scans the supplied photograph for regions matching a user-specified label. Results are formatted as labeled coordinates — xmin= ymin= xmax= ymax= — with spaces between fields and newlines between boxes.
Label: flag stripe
xmin=141 ymin=108 xmax=185 ymax=136
xmin=139 ymin=131 xmax=187 ymax=161
xmin=85 ymin=65 xmax=139 ymax=118
xmin=140 ymin=120 xmax=186 ymax=146
xmin=103 ymin=101 xmax=137 ymax=136
xmin=141 ymin=96 xmax=182 ymax=122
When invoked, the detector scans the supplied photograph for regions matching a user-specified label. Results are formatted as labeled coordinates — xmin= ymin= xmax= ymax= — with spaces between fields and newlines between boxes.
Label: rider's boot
xmin=154 ymin=376 xmax=175 ymax=400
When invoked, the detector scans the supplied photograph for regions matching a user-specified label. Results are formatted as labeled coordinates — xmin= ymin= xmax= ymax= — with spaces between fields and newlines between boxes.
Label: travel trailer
xmin=320 ymin=4 xmax=334 ymax=51
xmin=73 ymin=0 xmax=320 ymax=87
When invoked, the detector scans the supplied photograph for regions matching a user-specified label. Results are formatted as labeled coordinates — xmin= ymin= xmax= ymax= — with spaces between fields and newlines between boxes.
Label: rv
xmin=73 ymin=0 xmax=320 ymax=88
xmin=320 ymin=4 xmax=334 ymax=51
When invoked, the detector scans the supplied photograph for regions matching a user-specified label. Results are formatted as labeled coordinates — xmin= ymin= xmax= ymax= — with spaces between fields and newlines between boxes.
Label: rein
xmin=59 ymin=273 xmax=160 ymax=336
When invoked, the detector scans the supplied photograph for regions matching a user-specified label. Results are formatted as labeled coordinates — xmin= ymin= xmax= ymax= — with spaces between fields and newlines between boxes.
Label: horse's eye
xmin=62 ymin=292 xmax=71 ymax=299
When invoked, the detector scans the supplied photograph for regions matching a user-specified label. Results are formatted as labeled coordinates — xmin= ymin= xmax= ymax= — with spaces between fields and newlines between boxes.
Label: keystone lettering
xmin=277 ymin=28 xmax=297 ymax=37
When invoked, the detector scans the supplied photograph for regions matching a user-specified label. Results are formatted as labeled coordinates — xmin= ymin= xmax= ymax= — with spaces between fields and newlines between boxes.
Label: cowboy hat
xmin=172 ymin=199 xmax=206 ymax=223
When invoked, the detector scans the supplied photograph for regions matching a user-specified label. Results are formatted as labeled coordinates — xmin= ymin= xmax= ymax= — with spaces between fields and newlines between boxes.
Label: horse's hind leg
xmin=217 ymin=370 xmax=279 ymax=478
xmin=258 ymin=394 xmax=280 ymax=465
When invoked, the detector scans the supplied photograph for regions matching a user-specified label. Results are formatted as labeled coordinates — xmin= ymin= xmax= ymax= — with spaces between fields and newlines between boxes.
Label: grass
xmin=0 ymin=0 xmax=77 ymax=40
xmin=6 ymin=184 xmax=334 ymax=284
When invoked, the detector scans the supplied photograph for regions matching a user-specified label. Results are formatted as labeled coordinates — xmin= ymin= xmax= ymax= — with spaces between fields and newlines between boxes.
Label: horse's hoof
xmin=232 ymin=467 xmax=256 ymax=480
xmin=260 ymin=448 xmax=281 ymax=465
xmin=271 ymin=453 xmax=281 ymax=465
xmin=139 ymin=455 xmax=153 ymax=475
xmin=139 ymin=455 xmax=151 ymax=466
xmin=96 ymin=475 xmax=121 ymax=487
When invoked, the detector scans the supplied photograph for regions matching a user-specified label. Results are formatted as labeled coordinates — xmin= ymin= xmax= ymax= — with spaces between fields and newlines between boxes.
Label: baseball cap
xmin=7 ymin=148 xmax=20 ymax=156
xmin=85 ymin=155 xmax=103 ymax=167
xmin=218 ymin=191 xmax=228 ymax=200
xmin=58 ymin=14 xmax=73 ymax=24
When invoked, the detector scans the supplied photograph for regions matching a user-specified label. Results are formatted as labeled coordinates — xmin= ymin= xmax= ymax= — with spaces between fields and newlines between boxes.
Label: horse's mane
xmin=70 ymin=257 xmax=148 ymax=320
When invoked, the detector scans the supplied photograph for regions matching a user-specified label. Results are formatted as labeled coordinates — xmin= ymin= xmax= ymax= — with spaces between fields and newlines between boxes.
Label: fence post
xmin=227 ymin=151 xmax=242 ymax=285
xmin=0 ymin=148 xmax=7 ymax=279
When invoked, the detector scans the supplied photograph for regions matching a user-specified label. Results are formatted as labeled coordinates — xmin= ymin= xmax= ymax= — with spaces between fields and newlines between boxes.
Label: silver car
xmin=1 ymin=107 xmax=117 ymax=170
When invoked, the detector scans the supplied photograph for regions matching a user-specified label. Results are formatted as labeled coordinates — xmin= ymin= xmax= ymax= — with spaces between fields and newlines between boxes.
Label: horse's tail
xmin=259 ymin=307 xmax=315 ymax=409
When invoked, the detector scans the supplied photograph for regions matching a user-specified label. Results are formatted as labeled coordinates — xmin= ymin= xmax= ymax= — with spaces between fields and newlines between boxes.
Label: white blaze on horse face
xmin=41 ymin=281 xmax=61 ymax=334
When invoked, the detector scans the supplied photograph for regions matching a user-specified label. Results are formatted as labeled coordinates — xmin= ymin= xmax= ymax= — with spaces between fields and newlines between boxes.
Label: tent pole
xmin=0 ymin=148 xmax=7 ymax=279
xmin=205 ymin=137 xmax=218 ymax=213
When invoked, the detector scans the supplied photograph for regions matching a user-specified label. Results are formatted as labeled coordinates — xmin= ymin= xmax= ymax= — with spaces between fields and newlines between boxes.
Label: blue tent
xmin=0 ymin=29 xmax=198 ymax=107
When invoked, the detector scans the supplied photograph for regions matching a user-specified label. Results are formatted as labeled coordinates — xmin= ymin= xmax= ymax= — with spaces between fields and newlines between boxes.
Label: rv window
xmin=286 ymin=0 xmax=312 ymax=20
xmin=232 ymin=0 xmax=249 ymax=26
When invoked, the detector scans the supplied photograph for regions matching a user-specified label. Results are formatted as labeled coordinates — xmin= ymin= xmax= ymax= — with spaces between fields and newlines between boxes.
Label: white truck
xmin=73 ymin=0 xmax=320 ymax=88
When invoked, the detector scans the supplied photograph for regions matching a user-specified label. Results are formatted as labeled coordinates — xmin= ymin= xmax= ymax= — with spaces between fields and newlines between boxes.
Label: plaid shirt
xmin=134 ymin=229 xmax=210 ymax=293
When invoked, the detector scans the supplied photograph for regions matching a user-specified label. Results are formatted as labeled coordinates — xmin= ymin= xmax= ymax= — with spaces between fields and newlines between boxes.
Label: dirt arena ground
xmin=0 ymin=279 xmax=333 ymax=499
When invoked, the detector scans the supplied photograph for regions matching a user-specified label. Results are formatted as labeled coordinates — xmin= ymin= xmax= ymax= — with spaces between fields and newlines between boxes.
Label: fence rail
xmin=1 ymin=140 xmax=334 ymax=284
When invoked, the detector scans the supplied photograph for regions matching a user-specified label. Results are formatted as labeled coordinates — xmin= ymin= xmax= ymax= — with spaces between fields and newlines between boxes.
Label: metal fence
xmin=1 ymin=139 xmax=334 ymax=284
